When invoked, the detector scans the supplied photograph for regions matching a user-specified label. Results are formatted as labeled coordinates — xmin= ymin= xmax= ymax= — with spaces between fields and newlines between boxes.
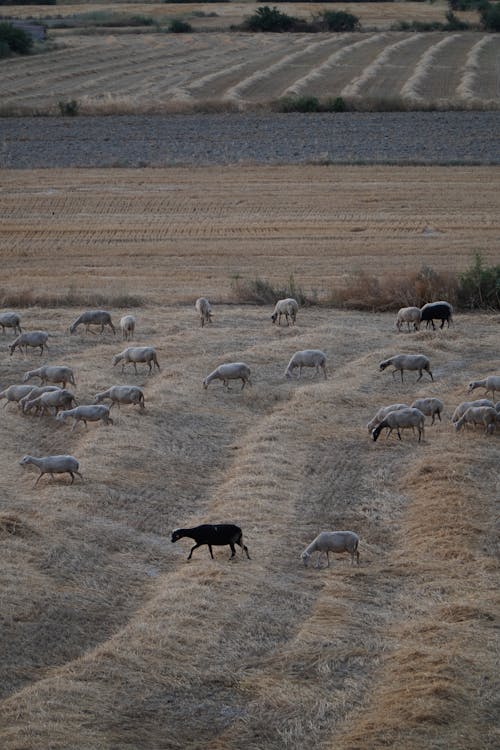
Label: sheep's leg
xmin=397 ymin=428 xmax=402 ymax=440
xmin=322 ymin=365 xmax=327 ymax=380
xmin=428 ymin=369 xmax=434 ymax=381
xmin=326 ymin=551 xmax=330 ymax=567
xmin=34 ymin=471 xmax=44 ymax=486
xmin=229 ymin=543 xmax=236 ymax=558
xmin=69 ymin=472 xmax=74 ymax=484
xmin=187 ymin=543 xmax=201 ymax=560
xmin=241 ymin=378 xmax=246 ymax=390
xmin=400 ymin=369 xmax=404 ymax=383
xmin=416 ymin=370 xmax=423 ymax=382
xmin=75 ymin=470 xmax=83 ymax=481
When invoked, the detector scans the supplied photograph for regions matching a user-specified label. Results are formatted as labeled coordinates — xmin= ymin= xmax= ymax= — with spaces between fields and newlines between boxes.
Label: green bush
xmin=480 ymin=1 xmax=500 ymax=29
xmin=279 ymin=95 xmax=320 ymax=112
xmin=58 ymin=99 xmax=79 ymax=116
xmin=319 ymin=10 xmax=361 ymax=30
xmin=458 ymin=253 xmax=500 ymax=309
xmin=169 ymin=18 xmax=192 ymax=32
xmin=242 ymin=5 xmax=299 ymax=31
xmin=0 ymin=21 xmax=33 ymax=54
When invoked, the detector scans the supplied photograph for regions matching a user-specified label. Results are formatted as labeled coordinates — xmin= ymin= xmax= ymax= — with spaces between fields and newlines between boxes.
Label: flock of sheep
xmin=1 ymin=297 xmax=499 ymax=570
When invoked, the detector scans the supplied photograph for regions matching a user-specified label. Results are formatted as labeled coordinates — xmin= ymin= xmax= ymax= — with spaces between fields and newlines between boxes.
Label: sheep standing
xmin=22 ymin=365 xmax=76 ymax=389
xmin=95 ymin=385 xmax=145 ymax=410
xmin=195 ymin=298 xmax=212 ymax=327
xmin=420 ymin=301 xmax=453 ymax=330
xmin=57 ymin=405 xmax=113 ymax=431
xmin=19 ymin=385 xmax=61 ymax=412
xmin=379 ymin=354 xmax=433 ymax=383
xmin=454 ymin=406 xmax=497 ymax=434
xmin=301 ymin=531 xmax=360 ymax=568
xmin=0 ymin=312 xmax=22 ymax=336
xmin=203 ymin=363 xmax=251 ymax=390
xmin=19 ymin=454 xmax=83 ymax=486
xmin=451 ymin=399 xmax=494 ymax=424
xmin=467 ymin=376 xmax=500 ymax=402
xmin=271 ymin=298 xmax=299 ymax=326
xmin=9 ymin=331 xmax=49 ymax=357
xmin=410 ymin=397 xmax=444 ymax=425
xmin=120 ymin=315 xmax=136 ymax=340
xmin=69 ymin=310 xmax=115 ymax=335
xmin=396 ymin=307 xmax=421 ymax=332
xmin=285 ymin=350 xmax=327 ymax=380
xmin=112 ymin=347 xmax=160 ymax=375
xmin=366 ymin=403 xmax=408 ymax=432
xmin=0 ymin=384 xmax=37 ymax=409
xmin=372 ymin=407 xmax=426 ymax=442
xmin=23 ymin=388 xmax=76 ymax=416
xmin=171 ymin=524 xmax=250 ymax=561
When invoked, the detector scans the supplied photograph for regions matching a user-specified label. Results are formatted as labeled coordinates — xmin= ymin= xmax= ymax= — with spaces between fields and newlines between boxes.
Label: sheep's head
xmin=9 ymin=344 xmax=15 ymax=356
xmin=202 ymin=379 xmax=208 ymax=390
xmin=379 ymin=360 xmax=390 ymax=371
xmin=301 ymin=551 xmax=310 ymax=567
xmin=19 ymin=455 xmax=31 ymax=467
xmin=171 ymin=529 xmax=182 ymax=543
xmin=271 ymin=313 xmax=277 ymax=324
xmin=94 ymin=393 xmax=103 ymax=403
xmin=466 ymin=382 xmax=476 ymax=393
xmin=372 ymin=426 xmax=382 ymax=442
xmin=112 ymin=355 xmax=120 ymax=367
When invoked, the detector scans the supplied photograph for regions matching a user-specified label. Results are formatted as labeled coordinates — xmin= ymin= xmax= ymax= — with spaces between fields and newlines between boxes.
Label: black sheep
xmin=171 ymin=523 xmax=251 ymax=561
xmin=420 ymin=301 xmax=453 ymax=330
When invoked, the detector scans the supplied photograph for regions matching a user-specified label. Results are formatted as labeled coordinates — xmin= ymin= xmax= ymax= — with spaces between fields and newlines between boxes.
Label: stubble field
xmin=0 ymin=164 xmax=499 ymax=748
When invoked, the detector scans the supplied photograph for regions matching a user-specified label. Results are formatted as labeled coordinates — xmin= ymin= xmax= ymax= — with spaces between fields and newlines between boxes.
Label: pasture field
xmin=0 ymin=165 xmax=499 ymax=748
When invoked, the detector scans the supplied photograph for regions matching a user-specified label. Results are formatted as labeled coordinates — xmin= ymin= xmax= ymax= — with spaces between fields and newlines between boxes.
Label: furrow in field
xmin=456 ymin=34 xmax=499 ymax=103
xmin=400 ymin=33 xmax=461 ymax=103
xmin=420 ymin=32 xmax=486 ymax=103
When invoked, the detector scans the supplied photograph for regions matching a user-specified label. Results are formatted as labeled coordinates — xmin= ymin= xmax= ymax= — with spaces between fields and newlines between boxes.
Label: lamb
xmin=396 ymin=306 xmax=421 ymax=332
xmin=366 ymin=403 xmax=408 ymax=432
xmin=19 ymin=454 xmax=83 ymax=486
xmin=301 ymin=531 xmax=360 ymax=568
xmin=451 ymin=399 xmax=494 ymax=424
xmin=420 ymin=301 xmax=453 ymax=330
xmin=410 ymin=397 xmax=444 ymax=425
xmin=19 ymin=385 xmax=61 ymax=413
xmin=94 ymin=385 xmax=145 ymax=410
xmin=57 ymin=404 xmax=113 ymax=431
xmin=171 ymin=524 xmax=250 ymax=561
xmin=0 ymin=312 xmax=22 ymax=336
xmin=22 ymin=365 xmax=76 ymax=389
xmin=9 ymin=331 xmax=49 ymax=357
xmin=112 ymin=347 xmax=160 ymax=375
xmin=203 ymin=362 xmax=251 ymax=390
xmin=195 ymin=298 xmax=212 ymax=327
xmin=120 ymin=315 xmax=136 ymax=340
xmin=0 ymin=384 xmax=37 ymax=409
xmin=379 ymin=353 xmax=433 ymax=382
xmin=69 ymin=310 xmax=116 ymax=335
xmin=372 ymin=407 xmax=426 ymax=442
xmin=285 ymin=350 xmax=327 ymax=380
xmin=271 ymin=298 xmax=299 ymax=326
xmin=23 ymin=388 xmax=76 ymax=416
xmin=454 ymin=406 xmax=497 ymax=434
xmin=467 ymin=376 xmax=500 ymax=402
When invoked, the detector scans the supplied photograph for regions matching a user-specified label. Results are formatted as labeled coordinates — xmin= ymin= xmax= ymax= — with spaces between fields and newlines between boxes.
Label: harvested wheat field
xmin=0 ymin=164 xmax=499 ymax=749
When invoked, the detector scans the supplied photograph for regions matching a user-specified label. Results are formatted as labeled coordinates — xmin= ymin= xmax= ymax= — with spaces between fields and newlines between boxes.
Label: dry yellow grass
xmin=0 ymin=166 xmax=499 ymax=748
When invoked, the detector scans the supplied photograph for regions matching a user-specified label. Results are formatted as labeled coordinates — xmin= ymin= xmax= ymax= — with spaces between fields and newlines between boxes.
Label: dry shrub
xmin=229 ymin=275 xmax=315 ymax=306
xmin=0 ymin=287 xmax=143 ymax=308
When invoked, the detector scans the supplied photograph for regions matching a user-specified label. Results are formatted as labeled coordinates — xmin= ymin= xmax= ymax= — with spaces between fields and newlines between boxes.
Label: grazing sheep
xmin=22 ymin=365 xmax=76 ymax=389
xmin=372 ymin=407 xmax=426 ymax=442
xmin=411 ymin=397 xmax=444 ymax=425
xmin=0 ymin=312 xmax=22 ymax=336
xmin=285 ymin=350 xmax=327 ymax=380
xmin=23 ymin=388 xmax=76 ymax=416
xmin=195 ymin=298 xmax=212 ymax=327
xmin=9 ymin=331 xmax=49 ymax=357
xmin=366 ymin=403 xmax=409 ymax=433
xmin=69 ymin=310 xmax=115 ymax=335
xmin=379 ymin=353 xmax=433 ymax=383
xmin=271 ymin=298 xmax=299 ymax=326
xmin=203 ymin=362 xmax=251 ymax=390
xmin=112 ymin=346 xmax=160 ymax=375
xmin=171 ymin=524 xmax=250 ymax=561
xmin=301 ymin=531 xmax=360 ymax=568
xmin=496 ymin=402 xmax=500 ymax=414
xmin=0 ymin=384 xmax=37 ymax=409
xmin=19 ymin=454 xmax=83 ymax=486
xmin=95 ymin=385 xmax=145 ymax=410
xmin=451 ymin=399 xmax=495 ymax=424
xmin=454 ymin=406 xmax=497 ymax=434
xmin=57 ymin=404 xmax=113 ymax=431
xmin=396 ymin=307 xmax=421 ymax=332
xmin=420 ymin=301 xmax=453 ymax=330
xmin=19 ymin=385 xmax=61 ymax=412
xmin=467 ymin=375 xmax=500 ymax=402
xmin=120 ymin=315 xmax=136 ymax=340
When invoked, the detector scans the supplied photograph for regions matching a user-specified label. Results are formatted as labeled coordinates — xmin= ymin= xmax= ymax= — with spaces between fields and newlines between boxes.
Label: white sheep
xmin=57 ymin=404 xmax=114 ymax=431
xmin=454 ymin=406 xmax=497 ymax=434
xmin=112 ymin=346 xmax=160 ymax=375
xmin=203 ymin=362 xmax=251 ymax=390
xmin=379 ymin=353 xmax=433 ymax=383
xmin=410 ymin=397 xmax=444 ymax=425
xmin=95 ymin=385 xmax=145 ymax=410
xmin=19 ymin=454 xmax=83 ymax=486
xmin=372 ymin=407 xmax=426 ymax=442
xmin=22 ymin=365 xmax=76 ymax=389
xmin=451 ymin=399 xmax=494 ymax=423
xmin=301 ymin=531 xmax=360 ymax=568
xmin=396 ymin=306 xmax=422 ymax=332
xmin=0 ymin=312 xmax=22 ymax=336
xmin=467 ymin=375 xmax=500 ymax=401
xmin=23 ymin=388 xmax=76 ymax=416
xmin=120 ymin=315 xmax=136 ymax=340
xmin=366 ymin=403 xmax=409 ymax=433
xmin=0 ymin=384 xmax=37 ymax=409
xmin=19 ymin=385 xmax=61 ymax=412
xmin=271 ymin=298 xmax=299 ymax=326
xmin=195 ymin=298 xmax=212 ymax=327
xmin=285 ymin=350 xmax=327 ymax=380
xmin=69 ymin=310 xmax=115 ymax=335
xmin=9 ymin=331 xmax=49 ymax=357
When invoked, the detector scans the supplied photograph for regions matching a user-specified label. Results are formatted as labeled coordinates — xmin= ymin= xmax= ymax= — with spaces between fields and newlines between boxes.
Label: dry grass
xmin=0 ymin=166 xmax=498 ymax=748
